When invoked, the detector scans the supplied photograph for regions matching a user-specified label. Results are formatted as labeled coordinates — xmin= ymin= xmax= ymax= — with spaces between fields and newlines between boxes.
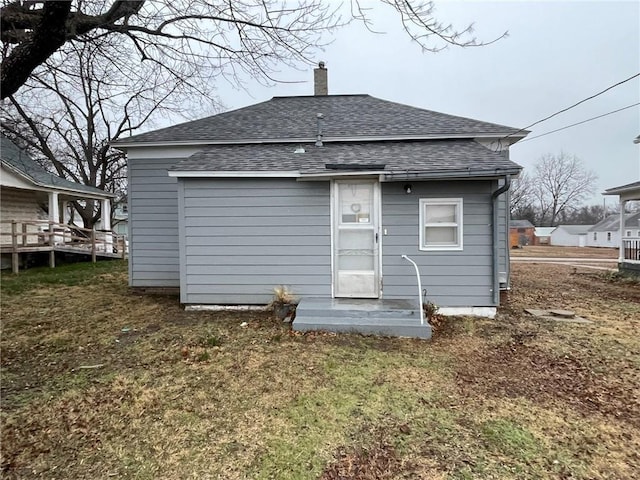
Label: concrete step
xmin=293 ymin=297 xmax=431 ymax=339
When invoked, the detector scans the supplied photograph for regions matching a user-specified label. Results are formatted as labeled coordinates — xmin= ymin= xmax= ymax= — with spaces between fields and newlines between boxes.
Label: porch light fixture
xmin=294 ymin=145 xmax=306 ymax=153
xmin=404 ymin=184 xmax=412 ymax=194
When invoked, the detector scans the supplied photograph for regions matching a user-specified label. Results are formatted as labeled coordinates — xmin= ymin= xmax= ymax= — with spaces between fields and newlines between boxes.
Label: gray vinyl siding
xmin=128 ymin=158 xmax=180 ymax=287
xmin=179 ymin=178 xmax=331 ymax=304
xmin=381 ymin=181 xmax=495 ymax=307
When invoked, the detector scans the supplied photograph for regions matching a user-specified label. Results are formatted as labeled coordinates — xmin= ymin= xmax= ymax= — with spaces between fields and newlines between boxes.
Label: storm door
xmin=333 ymin=180 xmax=380 ymax=298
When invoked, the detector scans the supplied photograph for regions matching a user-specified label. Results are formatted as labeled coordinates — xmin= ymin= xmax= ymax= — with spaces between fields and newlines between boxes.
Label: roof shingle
xmin=170 ymin=139 xmax=522 ymax=176
xmin=1 ymin=135 xmax=113 ymax=197
xmin=117 ymin=94 xmax=525 ymax=145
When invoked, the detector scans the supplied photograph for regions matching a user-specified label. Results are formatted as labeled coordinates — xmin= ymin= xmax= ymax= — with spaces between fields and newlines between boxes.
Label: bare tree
xmin=1 ymin=0 xmax=505 ymax=99
xmin=510 ymin=170 xmax=534 ymax=218
xmin=531 ymin=152 xmax=598 ymax=226
xmin=1 ymin=0 xmax=506 ymax=228
xmin=1 ymin=36 xmax=190 ymax=227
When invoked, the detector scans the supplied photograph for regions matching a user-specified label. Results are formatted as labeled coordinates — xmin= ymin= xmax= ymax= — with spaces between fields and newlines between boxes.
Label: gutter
xmin=491 ymin=174 xmax=511 ymax=305
xmin=168 ymin=167 xmax=521 ymax=180
xmin=382 ymin=168 xmax=521 ymax=181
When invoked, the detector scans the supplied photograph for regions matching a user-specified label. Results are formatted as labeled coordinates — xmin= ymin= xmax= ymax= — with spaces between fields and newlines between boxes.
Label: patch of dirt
xmin=320 ymin=424 xmax=420 ymax=480
xmin=455 ymin=340 xmax=640 ymax=426
xmin=320 ymin=442 xmax=403 ymax=480
xmin=504 ymin=263 xmax=640 ymax=315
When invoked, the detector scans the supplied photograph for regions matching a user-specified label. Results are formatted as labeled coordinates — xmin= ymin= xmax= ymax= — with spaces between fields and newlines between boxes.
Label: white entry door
xmin=333 ymin=180 xmax=380 ymax=298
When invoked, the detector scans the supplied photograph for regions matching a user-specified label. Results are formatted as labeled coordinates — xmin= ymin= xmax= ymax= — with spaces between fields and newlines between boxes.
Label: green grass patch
xmin=0 ymin=259 xmax=127 ymax=296
xmin=480 ymin=418 xmax=542 ymax=461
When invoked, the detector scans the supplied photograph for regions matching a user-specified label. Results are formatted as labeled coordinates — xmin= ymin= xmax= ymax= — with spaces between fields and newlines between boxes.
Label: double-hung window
xmin=419 ymin=198 xmax=463 ymax=251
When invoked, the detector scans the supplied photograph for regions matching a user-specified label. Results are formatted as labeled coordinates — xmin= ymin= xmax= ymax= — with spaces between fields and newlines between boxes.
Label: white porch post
xmin=48 ymin=191 xmax=61 ymax=247
xmin=619 ymin=200 xmax=626 ymax=262
xmin=101 ymin=198 xmax=113 ymax=254
xmin=101 ymin=198 xmax=112 ymax=231
xmin=61 ymin=200 xmax=69 ymax=224
xmin=49 ymin=191 xmax=60 ymax=223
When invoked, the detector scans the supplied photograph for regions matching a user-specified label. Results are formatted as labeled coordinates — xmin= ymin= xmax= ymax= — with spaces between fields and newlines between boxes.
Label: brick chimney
xmin=314 ymin=61 xmax=328 ymax=96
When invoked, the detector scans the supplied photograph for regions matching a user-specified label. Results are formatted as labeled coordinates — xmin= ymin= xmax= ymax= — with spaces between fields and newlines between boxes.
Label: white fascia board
xmin=112 ymin=132 xmax=527 ymax=149
xmin=167 ymin=170 xmax=300 ymax=178
xmin=297 ymin=171 xmax=386 ymax=180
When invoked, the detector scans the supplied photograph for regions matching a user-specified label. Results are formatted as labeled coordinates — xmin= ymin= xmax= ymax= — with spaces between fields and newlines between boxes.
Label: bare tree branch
xmin=2 ymin=0 xmax=502 ymax=98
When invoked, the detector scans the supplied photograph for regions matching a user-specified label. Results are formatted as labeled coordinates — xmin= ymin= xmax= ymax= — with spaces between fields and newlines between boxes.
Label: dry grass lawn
xmin=510 ymin=245 xmax=618 ymax=259
xmin=1 ymin=260 xmax=639 ymax=479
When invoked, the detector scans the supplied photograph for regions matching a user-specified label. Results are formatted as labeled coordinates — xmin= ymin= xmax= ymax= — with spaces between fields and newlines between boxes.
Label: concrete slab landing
xmin=293 ymin=298 xmax=432 ymax=339
xmin=524 ymin=308 xmax=593 ymax=324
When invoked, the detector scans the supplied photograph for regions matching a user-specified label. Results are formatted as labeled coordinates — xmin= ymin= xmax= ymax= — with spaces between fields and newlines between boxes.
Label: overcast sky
xmin=213 ymin=0 xmax=639 ymax=205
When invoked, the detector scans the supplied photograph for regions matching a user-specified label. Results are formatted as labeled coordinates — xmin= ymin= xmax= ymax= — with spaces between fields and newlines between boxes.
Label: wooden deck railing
xmin=0 ymin=220 xmax=127 ymax=273
xmin=622 ymin=238 xmax=640 ymax=263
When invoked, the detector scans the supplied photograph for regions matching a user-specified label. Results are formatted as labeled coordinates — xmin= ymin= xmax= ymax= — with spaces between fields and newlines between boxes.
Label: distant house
xmin=96 ymin=196 xmax=128 ymax=237
xmin=534 ymin=226 xmax=555 ymax=245
xmin=509 ymin=219 xmax=535 ymax=248
xmin=602 ymin=180 xmax=640 ymax=275
xmin=112 ymin=64 xmax=529 ymax=337
xmin=1 ymin=134 xmax=118 ymax=270
xmin=551 ymin=225 xmax=593 ymax=247
xmin=587 ymin=213 xmax=640 ymax=248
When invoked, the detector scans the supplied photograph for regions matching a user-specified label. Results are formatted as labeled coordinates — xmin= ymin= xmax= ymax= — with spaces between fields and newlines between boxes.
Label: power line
xmin=518 ymin=103 xmax=640 ymax=143
xmin=504 ymin=72 xmax=640 ymax=141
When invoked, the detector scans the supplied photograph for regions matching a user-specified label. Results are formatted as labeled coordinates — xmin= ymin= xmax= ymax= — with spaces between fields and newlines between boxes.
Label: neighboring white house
xmin=1 ymin=135 xmax=115 ymax=243
xmin=587 ymin=213 xmax=640 ymax=248
xmin=550 ymin=225 xmax=593 ymax=247
xmin=602 ymin=180 xmax=640 ymax=275
xmin=534 ymin=226 xmax=555 ymax=245
xmin=95 ymin=196 xmax=128 ymax=236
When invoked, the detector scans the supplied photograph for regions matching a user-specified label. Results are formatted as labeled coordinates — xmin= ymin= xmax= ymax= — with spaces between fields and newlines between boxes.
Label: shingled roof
xmin=169 ymin=139 xmax=522 ymax=177
xmin=589 ymin=213 xmax=640 ymax=232
xmin=115 ymin=94 xmax=526 ymax=145
xmin=1 ymin=135 xmax=114 ymax=198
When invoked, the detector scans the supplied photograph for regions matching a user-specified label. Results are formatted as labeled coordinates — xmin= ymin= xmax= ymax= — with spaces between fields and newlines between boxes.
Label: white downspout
xmin=401 ymin=255 xmax=425 ymax=326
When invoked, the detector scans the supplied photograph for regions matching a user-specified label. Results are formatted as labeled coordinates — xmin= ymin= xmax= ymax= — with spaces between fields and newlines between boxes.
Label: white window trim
xmin=419 ymin=198 xmax=464 ymax=251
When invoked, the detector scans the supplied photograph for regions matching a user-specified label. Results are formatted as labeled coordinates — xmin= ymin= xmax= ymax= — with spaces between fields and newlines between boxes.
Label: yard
xmin=1 ymin=260 xmax=639 ymax=479
xmin=510 ymin=245 xmax=618 ymax=259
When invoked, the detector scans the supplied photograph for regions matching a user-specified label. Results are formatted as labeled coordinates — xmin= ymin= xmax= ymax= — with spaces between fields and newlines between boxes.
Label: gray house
xmin=114 ymin=66 xmax=527 ymax=337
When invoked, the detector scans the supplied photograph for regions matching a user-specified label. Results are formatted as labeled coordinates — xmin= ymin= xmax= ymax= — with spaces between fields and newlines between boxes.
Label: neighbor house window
xmin=593 ymin=233 xmax=597 ymax=241
xmin=626 ymin=230 xmax=632 ymax=237
xmin=419 ymin=198 xmax=463 ymax=251
xmin=607 ymin=232 xmax=611 ymax=241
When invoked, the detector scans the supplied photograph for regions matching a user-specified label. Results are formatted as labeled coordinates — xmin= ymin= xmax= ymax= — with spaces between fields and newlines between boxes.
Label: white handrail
xmin=401 ymin=255 xmax=425 ymax=325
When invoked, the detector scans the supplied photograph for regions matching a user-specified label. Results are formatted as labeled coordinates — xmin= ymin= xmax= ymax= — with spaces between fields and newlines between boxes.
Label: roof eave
xmin=167 ymin=170 xmax=300 ymax=178
xmin=167 ymin=167 xmax=522 ymax=180
xmin=113 ymin=132 xmax=528 ymax=149
xmin=1 ymin=160 xmax=115 ymax=198
xmin=381 ymin=167 xmax=522 ymax=181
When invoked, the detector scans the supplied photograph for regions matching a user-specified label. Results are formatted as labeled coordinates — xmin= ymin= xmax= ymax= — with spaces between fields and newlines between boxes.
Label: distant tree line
xmin=511 ymin=152 xmax=600 ymax=226
xmin=513 ymin=203 xmax=615 ymax=227
xmin=511 ymin=152 xmax=639 ymax=226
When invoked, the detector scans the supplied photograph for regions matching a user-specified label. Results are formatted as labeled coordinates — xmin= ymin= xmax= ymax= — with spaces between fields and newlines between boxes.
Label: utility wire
xmin=503 ymin=72 xmax=640 ymax=141
xmin=518 ymin=102 xmax=640 ymax=143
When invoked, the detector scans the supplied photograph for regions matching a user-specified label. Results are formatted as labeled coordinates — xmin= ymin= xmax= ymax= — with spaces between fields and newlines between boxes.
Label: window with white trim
xmin=419 ymin=198 xmax=463 ymax=251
